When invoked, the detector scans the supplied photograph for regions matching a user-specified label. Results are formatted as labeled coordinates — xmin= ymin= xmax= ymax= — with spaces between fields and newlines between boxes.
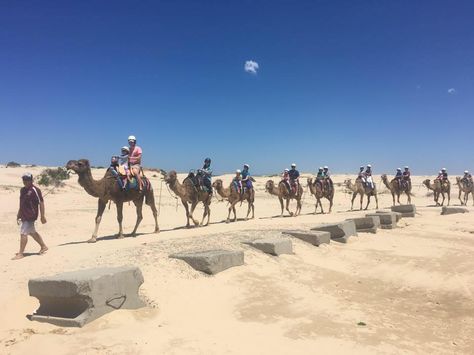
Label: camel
xmin=162 ymin=170 xmax=212 ymax=227
xmin=307 ymin=178 xmax=334 ymax=214
xmin=456 ymin=176 xmax=473 ymax=206
xmin=265 ymin=180 xmax=303 ymax=217
xmin=66 ymin=159 xmax=159 ymax=243
xmin=381 ymin=174 xmax=412 ymax=205
xmin=344 ymin=178 xmax=379 ymax=210
xmin=423 ymin=179 xmax=450 ymax=206
xmin=212 ymin=179 xmax=255 ymax=223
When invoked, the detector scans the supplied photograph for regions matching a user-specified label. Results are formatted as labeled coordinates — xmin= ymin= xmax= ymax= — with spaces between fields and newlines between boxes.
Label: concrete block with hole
xmin=245 ymin=238 xmax=293 ymax=256
xmin=311 ymin=220 xmax=357 ymax=243
xmin=391 ymin=204 xmax=416 ymax=217
xmin=367 ymin=212 xmax=397 ymax=229
xmin=28 ymin=266 xmax=145 ymax=327
xmin=346 ymin=216 xmax=381 ymax=233
xmin=441 ymin=206 xmax=469 ymax=215
xmin=282 ymin=230 xmax=331 ymax=246
xmin=170 ymin=249 xmax=244 ymax=275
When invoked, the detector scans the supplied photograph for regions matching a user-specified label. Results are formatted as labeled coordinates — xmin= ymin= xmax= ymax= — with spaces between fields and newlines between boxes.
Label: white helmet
xmin=319 ymin=167 xmax=323 ymax=170
xmin=121 ymin=146 xmax=129 ymax=152
xmin=128 ymin=135 xmax=136 ymax=141
xmin=360 ymin=166 xmax=364 ymax=169
xmin=324 ymin=166 xmax=328 ymax=169
xmin=243 ymin=164 xmax=249 ymax=168
xmin=464 ymin=170 xmax=469 ymax=174
xmin=404 ymin=166 xmax=409 ymax=169
xmin=397 ymin=168 xmax=401 ymax=171
xmin=284 ymin=168 xmax=289 ymax=172
xmin=441 ymin=168 xmax=446 ymax=171
xmin=439 ymin=171 xmax=442 ymax=174
xmin=236 ymin=169 xmax=241 ymax=174
xmin=291 ymin=163 xmax=296 ymax=167
xmin=367 ymin=164 xmax=372 ymax=168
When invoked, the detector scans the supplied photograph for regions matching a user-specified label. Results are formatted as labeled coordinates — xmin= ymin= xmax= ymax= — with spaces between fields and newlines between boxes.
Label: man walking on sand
xmin=12 ymin=173 xmax=48 ymax=260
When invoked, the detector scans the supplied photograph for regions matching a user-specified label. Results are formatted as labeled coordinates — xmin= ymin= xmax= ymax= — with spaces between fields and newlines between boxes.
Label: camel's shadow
xmin=58 ymin=232 xmax=151 ymax=246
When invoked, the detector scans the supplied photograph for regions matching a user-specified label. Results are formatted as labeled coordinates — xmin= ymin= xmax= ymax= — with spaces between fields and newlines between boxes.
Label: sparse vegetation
xmin=6 ymin=161 xmax=21 ymax=168
xmin=37 ymin=167 xmax=70 ymax=187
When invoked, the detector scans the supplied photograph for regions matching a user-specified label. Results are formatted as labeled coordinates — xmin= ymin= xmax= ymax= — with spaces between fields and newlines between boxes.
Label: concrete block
xmin=441 ymin=206 xmax=469 ymax=215
xmin=282 ymin=230 xmax=331 ymax=246
xmin=28 ymin=266 xmax=145 ymax=327
xmin=170 ymin=249 xmax=244 ymax=275
xmin=377 ymin=210 xmax=402 ymax=222
xmin=346 ymin=216 xmax=380 ymax=233
xmin=311 ymin=220 xmax=357 ymax=243
xmin=391 ymin=204 xmax=416 ymax=217
xmin=246 ymin=238 xmax=293 ymax=256
xmin=367 ymin=212 xmax=397 ymax=229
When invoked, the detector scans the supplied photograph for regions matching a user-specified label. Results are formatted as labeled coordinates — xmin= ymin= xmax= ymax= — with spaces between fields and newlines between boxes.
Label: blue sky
xmin=1 ymin=0 xmax=473 ymax=175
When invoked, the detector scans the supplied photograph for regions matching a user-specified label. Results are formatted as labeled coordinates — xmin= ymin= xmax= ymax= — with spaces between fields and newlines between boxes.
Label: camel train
xmin=65 ymin=158 xmax=472 ymax=241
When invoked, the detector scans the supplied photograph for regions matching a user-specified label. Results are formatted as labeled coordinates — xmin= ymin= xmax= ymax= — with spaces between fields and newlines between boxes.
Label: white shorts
xmin=20 ymin=221 xmax=37 ymax=235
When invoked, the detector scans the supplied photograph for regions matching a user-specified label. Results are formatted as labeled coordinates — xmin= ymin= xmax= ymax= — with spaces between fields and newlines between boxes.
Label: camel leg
xmin=447 ymin=191 xmax=450 ymax=206
xmin=364 ymin=195 xmax=370 ymax=210
xmin=328 ymin=196 xmax=333 ymax=213
xmin=89 ymin=199 xmax=107 ymax=243
xmin=296 ymin=198 xmax=302 ymax=216
xmin=286 ymin=198 xmax=294 ymax=216
xmin=375 ymin=194 xmax=379 ymax=209
xmin=190 ymin=200 xmax=200 ymax=226
xmin=279 ymin=197 xmax=284 ymax=217
xmin=146 ymin=191 xmax=159 ymax=233
xmin=392 ymin=192 xmax=396 ymax=206
xmin=350 ymin=193 xmax=357 ymax=211
xmin=396 ymin=192 xmax=400 ymax=205
xmin=116 ymin=202 xmax=124 ymax=239
xmin=233 ymin=205 xmax=237 ymax=222
xmin=201 ymin=203 xmax=211 ymax=226
xmin=458 ymin=189 xmax=463 ymax=205
xmin=181 ymin=200 xmax=191 ymax=227
xmin=407 ymin=191 xmax=411 ymax=204
xmin=359 ymin=194 xmax=363 ymax=210
xmin=130 ymin=198 xmax=144 ymax=237
xmin=245 ymin=199 xmax=251 ymax=220
xmin=226 ymin=203 xmax=233 ymax=223
xmin=440 ymin=192 xmax=445 ymax=206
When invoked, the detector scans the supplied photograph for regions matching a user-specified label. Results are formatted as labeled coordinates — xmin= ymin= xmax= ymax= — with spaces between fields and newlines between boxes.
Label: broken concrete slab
xmin=28 ymin=266 xmax=145 ymax=327
xmin=346 ymin=216 xmax=381 ymax=233
xmin=441 ymin=206 xmax=469 ymax=215
xmin=391 ymin=204 xmax=416 ymax=217
xmin=367 ymin=212 xmax=397 ymax=229
xmin=282 ymin=230 xmax=331 ymax=246
xmin=245 ymin=238 xmax=293 ymax=256
xmin=311 ymin=220 xmax=357 ymax=243
xmin=170 ymin=249 xmax=244 ymax=275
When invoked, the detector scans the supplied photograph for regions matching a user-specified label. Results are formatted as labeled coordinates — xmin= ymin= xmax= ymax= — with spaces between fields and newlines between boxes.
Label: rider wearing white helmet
xmin=241 ymin=164 xmax=252 ymax=193
xmin=462 ymin=170 xmax=473 ymax=187
xmin=127 ymin=135 xmax=143 ymax=191
xmin=233 ymin=169 xmax=243 ymax=193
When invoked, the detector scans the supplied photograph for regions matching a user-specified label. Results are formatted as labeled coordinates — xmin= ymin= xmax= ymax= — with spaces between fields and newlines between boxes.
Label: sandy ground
xmin=0 ymin=165 xmax=473 ymax=354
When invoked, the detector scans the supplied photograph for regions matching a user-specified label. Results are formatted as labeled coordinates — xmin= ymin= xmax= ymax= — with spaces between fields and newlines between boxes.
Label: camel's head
xmin=212 ymin=179 xmax=223 ymax=190
xmin=265 ymin=180 xmax=274 ymax=192
xmin=163 ymin=170 xmax=177 ymax=184
xmin=307 ymin=177 xmax=313 ymax=185
xmin=343 ymin=178 xmax=352 ymax=186
xmin=422 ymin=179 xmax=430 ymax=188
xmin=381 ymin=174 xmax=387 ymax=181
xmin=66 ymin=159 xmax=90 ymax=174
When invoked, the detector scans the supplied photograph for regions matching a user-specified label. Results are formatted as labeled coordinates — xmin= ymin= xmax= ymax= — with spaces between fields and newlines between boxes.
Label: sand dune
xmin=1 ymin=166 xmax=473 ymax=354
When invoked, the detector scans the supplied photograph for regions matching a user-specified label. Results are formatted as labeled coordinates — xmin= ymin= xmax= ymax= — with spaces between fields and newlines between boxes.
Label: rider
xmin=288 ymin=163 xmax=300 ymax=194
xmin=323 ymin=166 xmax=333 ymax=191
xmin=402 ymin=166 xmax=411 ymax=189
xmin=232 ymin=169 xmax=242 ymax=194
xmin=241 ymin=164 xmax=252 ymax=194
xmin=365 ymin=164 xmax=374 ymax=189
xmin=395 ymin=168 xmax=403 ymax=188
xmin=461 ymin=170 xmax=473 ymax=188
xmin=315 ymin=167 xmax=325 ymax=189
xmin=128 ymin=135 xmax=143 ymax=191
xmin=109 ymin=156 xmax=125 ymax=190
xmin=282 ymin=168 xmax=291 ymax=193
xmin=358 ymin=166 xmax=365 ymax=183
xmin=119 ymin=146 xmax=131 ymax=189
xmin=198 ymin=157 xmax=213 ymax=194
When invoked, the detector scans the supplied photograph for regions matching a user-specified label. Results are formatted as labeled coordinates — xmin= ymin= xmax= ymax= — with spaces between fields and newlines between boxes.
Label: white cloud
xmin=448 ymin=88 xmax=456 ymax=94
xmin=244 ymin=60 xmax=259 ymax=74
